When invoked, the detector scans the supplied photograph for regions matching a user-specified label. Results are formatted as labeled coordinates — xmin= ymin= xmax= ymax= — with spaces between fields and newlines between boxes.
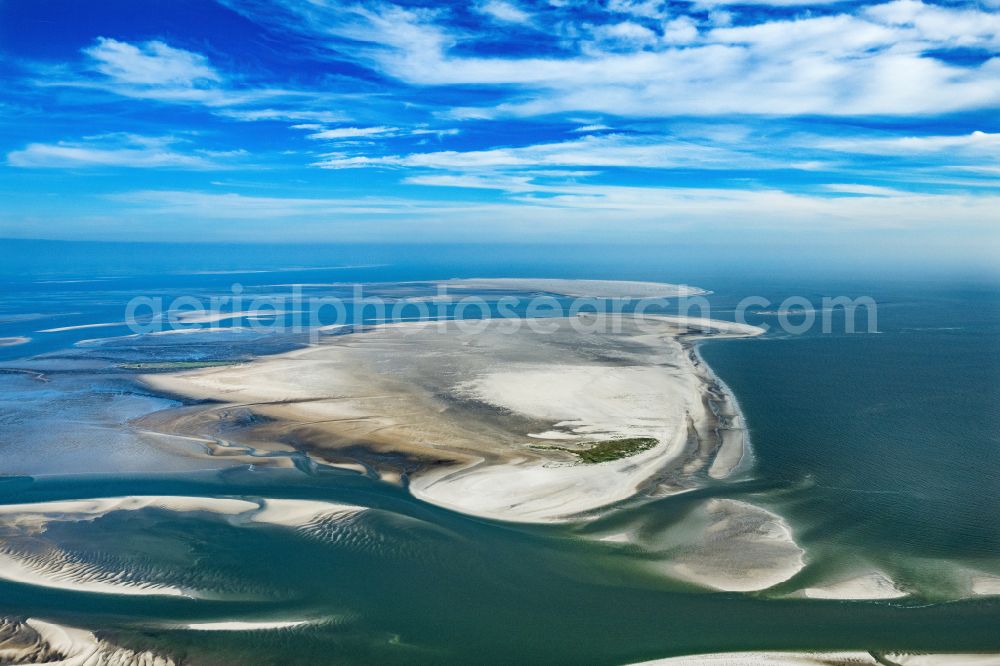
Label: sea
xmin=0 ymin=239 xmax=997 ymax=664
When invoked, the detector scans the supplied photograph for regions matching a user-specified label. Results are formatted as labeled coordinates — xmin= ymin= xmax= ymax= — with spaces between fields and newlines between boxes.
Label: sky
xmin=0 ymin=0 xmax=998 ymax=262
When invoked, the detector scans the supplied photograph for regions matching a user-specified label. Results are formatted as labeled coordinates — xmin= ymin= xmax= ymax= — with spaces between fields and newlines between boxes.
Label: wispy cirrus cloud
xmin=1 ymin=0 xmax=997 ymax=254
xmin=311 ymin=132 xmax=811 ymax=171
xmin=232 ymin=0 xmax=1000 ymax=117
xmin=306 ymin=126 xmax=400 ymax=140
xmin=301 ymin=125 xmax=460 ymax=145
xmin=6 ymin=134 xmax=243 ymax=169
xmin=815 ymin=131 xmax=1000 ymax=156
xmin=106 ymin=189 xmax=472 ymax=219
xmin=39 ymin=37 xmax=350 ymax=124
xmin=215 ymin=108 xmax=349 ymax=123
xmin=308 ymin=124 xmax=1000 ymax=197
xmin=105 ymin=185 xmax=1000 ymax=239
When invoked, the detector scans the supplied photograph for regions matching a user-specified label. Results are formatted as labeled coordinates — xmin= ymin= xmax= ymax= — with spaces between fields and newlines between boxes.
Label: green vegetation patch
xmin=531 ymin=437 xmax=659 ymax=464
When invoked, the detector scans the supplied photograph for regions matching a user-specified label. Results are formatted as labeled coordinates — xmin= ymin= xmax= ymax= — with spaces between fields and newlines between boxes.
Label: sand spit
xmin=651 ymin=315 xmax=765 ymax=338
xmin=0 ymin=496 xmax=367 ymax=597
xmin=635 ymin=653 xmax=1000 ymax=665
xmin=0 ymin=336 xmax=30 ymax=347
xmin=651 ymin=499 xmax=806 ymax=592
xmin=592 ymin=500 xmax=806 ymax=594
xmin=970 ymin=574 xmax=1000 ymax=596
xmin=247 ymin=498 xmax=366 ymax=528
xmin=0 ymin=617 xmax=175 ymax=666
xmin=0 ymin=550 xmax=189 ymax=598
xmin=884 ymin=655 xmax=1000 ymax=665
xmin=172 ymin=308 xmax=296 ymax=324
xmin=37 ymin=322 xmax=125 ymax=333
xmin=0 ymin=496 xmax=366 ymax=532
xmin=180 ymin=620 xmax=312 ymax=631
xmin=0 ymin=497 xmax=249 ymax=598
xmin=802 ymin=570 xmax=907 ymax=600
xmin=144 ymin=313 xmax=761 ymax=523
xmin=438 ymin=278 xmax=707 ymax=298
xmin=0 ymin=496 xmax=259 ymax=526
xmin=632 ymin=652 xmax=880 ymax=665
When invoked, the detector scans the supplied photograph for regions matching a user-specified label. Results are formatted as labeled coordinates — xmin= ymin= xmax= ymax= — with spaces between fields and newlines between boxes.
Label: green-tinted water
xmin=0 ymin=246 xmax=998 ymax=664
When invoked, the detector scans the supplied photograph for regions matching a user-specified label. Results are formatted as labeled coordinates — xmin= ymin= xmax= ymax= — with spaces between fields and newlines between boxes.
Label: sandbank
xmin=0 ymin=496 xmax=367 ymax=597
xmin=438 ymin=278 xmax=707 ymax=298
xmin=0 ymin=617 xmax=175 ymax=665
xmin=654 ymin=499 xmax=805 ymax=592
xmin=181 ymin=619 xmax=311 ymax=631
xmin=632 ymin=652 xmax=879 ymax=665
xmin=143 ymin=312 xmax=758 ymax=523
xmin=801 ymin=570 xmax=907 ymax=600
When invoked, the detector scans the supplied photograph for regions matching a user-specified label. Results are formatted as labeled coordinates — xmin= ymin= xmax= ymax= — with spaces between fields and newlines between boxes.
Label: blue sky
xmin=0 ymin=0 xmax=998 ymax=258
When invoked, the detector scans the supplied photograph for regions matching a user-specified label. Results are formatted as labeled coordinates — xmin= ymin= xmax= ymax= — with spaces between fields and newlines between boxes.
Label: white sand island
xmin=144 ymin=295 xmax=763 ymax=523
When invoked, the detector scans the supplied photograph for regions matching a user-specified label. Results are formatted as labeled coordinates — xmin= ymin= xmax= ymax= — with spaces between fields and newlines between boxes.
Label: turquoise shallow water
xmin=0 ymin=470 xmax=998 ymax=665
xmin=0 ymin=241 xmax=997 ymax=664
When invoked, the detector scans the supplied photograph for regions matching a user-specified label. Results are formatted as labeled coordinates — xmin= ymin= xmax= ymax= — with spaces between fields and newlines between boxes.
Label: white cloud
xmin=402 ymin=176 xmax=1000 ymax=236
xmin=83 ymin=38 xmax=221 ymax=87
xmin=815 ymin=131 xmax=1000 ymax=155
xmin=707 ymin=15 xmax=897 ymax=54
xmin=661 ymin=17 xmax=699 ymax=44
xmin=823 ymin=183 xmax=908 ymax=196
xmin=866 ymin=0 xmax=1000 ymax=48
xmin=311 ymin=133 xmax=789 ymax=170
xmin=406 ymin=172 xmax=540 ymax=192
xmin=606 ymin=0 xmax=667 ymax=19
xmin=45 ymin=38 xmax=350 ymax=125
xmin=306 ymin=126 xmax=399 ymax=140
xmin=410 ymin=127 xmax=461 ymax=137
xmin=314 ymin=127 xmax=997 ymax=189
xmin=107 ymin=189 xmax=469 ymax=219
xmin=693 ymin=0 xmax=853 ymax=6
xmin=265 ymin=1 xmax=1000 ymax=118
xmin=299 ymin=125 xmax=458 ymax=143
xmin=477 ymin=0 xmax=532 ymax=24
xmin=6 ymin=134 xmax=233 ymax=169
xmin=589 ymin=21 xmax=659 ymax=48
xmin=218 ymin=109 xmax=348 ymax=123
xmin=104 ymin=185 xmax=1000 ymax=241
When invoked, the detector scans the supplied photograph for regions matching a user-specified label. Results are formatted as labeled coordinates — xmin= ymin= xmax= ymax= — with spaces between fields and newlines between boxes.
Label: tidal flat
xmin=0 ymin=276 xmax=997 ymax=665
xmin=142 ymin=310 xmax=763 ymax=525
